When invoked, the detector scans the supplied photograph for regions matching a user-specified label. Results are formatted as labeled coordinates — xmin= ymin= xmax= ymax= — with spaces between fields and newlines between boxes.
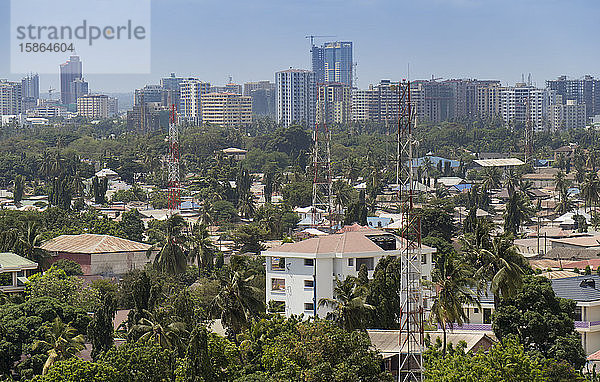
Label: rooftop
xmin=552 ymin=275 xmax=600 ymax=302
xmin=40 ymin=234 xmax=151 ymax=254
xmin=474 ymin=158 xmax=525 ymax=167
xmin=0 ymin=252 xmax=38 ymax=270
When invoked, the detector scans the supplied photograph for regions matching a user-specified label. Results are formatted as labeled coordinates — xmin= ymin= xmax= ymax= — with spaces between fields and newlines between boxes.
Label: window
xmin=304 ymin=259 xmax=314 ymax=266
xmin=269 ymin=300 xmax=285 ymax=313
xmin=271 ymin=257 xmax=285 ymax=271
xmin=474 ymin=308 xmax=479 ymax=314
xmin=271 ymin=278 xmax=285 ymax=291
xmin=356 ymin=257 xmax=374 ymax=271
xmin=0 ymin=272 xmax=12 ymax=286
xmin=421 ymin=254 xmax=427 ymax=265
xmin=575 ymin=306 xmax=582 ymax=321
xmin=304 ymin=302 xmax=314 ymax=311
xmin=483 ymin=308 xmax=492 ymax=324
xmin=348 ymin=258 xmax=354 ymax=267
xmin=304 ymin=279 xmax=314 ymax=288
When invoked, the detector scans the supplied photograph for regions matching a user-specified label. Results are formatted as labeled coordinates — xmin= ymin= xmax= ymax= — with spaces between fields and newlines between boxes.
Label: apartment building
xmin=0 ymin=80 xmax=22 ymax=115
xmin=263 ymin=229 xmax=435 ymax=317
xmin=549 ymin=100 xmax=587 ymax=130
xmin=276 ymin=69 xmax=316 ymax=127
xmin=200 ymin=92 xmax=252 ymax=127
xmin=179 ymin=79 xmax=211 ymax=125
xmin=317 ymin=82 xmax=352 ymax=124
xmin=77 ymin=94 xmax=110 ymax=118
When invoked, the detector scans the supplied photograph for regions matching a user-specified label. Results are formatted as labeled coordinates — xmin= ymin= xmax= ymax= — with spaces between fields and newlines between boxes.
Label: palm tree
xmin=332 ymin=180 xmax=352 ymax=213
xmin=503 ymin=191 xmax=534 ymax=235
xmin=504 ymin=168 xmax=521 ymax=197
xmin=131 ymin=314 xmax=187 ymax=353
xmin=18 ymin=222 xmax=48 ymax=268
xmin=481 ymin=167 xmax=501 ymax=193
xmin=554 ymin=170 xmax=569 ymax=200
xmin=211 ymin=256 xmax=264 ymax=336
xmin=149 ymin=215 xmax=188 ymax=275
xmin=198 ymin=201 xmax=214 ymax=226
xmin=33 ymin=317 xmax=85 ymax=375
xmin=555 ymin=188 xmax=576 ymax=215
xmin=318 ymin=276 xmax=374 ymax=331
xmin=581 ymin=171 xmax=600 ymax=212
xmin=237 ymin=191 xmax=256 ymax=220
xmin=469 ymin=236 xmax=527 ymax=309
xmin=424 ymin=252 xmax=479 ymax=355
xmin=189 ymin=223 xmax=217 ymax=276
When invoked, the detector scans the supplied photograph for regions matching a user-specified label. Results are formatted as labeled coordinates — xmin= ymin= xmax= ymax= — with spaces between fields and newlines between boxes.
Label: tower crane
xmin=305 ymin=35 xmax=337 ymax=47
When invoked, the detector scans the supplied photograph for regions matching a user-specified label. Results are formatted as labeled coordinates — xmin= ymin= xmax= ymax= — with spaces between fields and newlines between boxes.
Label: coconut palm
xmin=581 ymin=171 xmax=600 ymax=212
xmin=189 ymin=223 xmax=217 ymax=276
xmin=424 ymin=252 xmax=479 ymax=355
xmin=503 ymin=191 xmax=535 ymax=235
xmin=504 ymin=168 xmax=521 ymax=197
xmin=18 ymin=222 xmax=48 ymax=268
xmin=237 ymin=191 xmax=256 ymax=220
xmin=555 ymin=188 xmax=576 ymax=215
xmin=131 ymin=314 xmax=187 ymax=353
xmin=211 ymin=256 xmax=264 ymax=336
xmin=318 ymin=276 xmax=375 ymax=331
xmin=469 ymin=236 xmax=527 ymax=309
xmin=481 ymin=167 xmax=502 ymax=193
xmin=554 ymin=170 xmax=569 ymax=201
xmin=149 ymin=214 xmax=188 ymax=275
xmin=332 ymin=180 xmax=352 ymax=212
xmin=33 ymin=317 xmax=86 ymax=375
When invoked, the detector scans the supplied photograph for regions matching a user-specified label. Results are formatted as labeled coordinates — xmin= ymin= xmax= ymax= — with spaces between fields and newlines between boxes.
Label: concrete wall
xmin=91 ymin=251 xmax=155 ymax=276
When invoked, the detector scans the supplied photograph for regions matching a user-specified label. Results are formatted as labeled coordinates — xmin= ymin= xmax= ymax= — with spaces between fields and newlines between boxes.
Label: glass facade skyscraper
xmin=311 ymin=41 xmax=353 ymax=87
xmin=60 ymin=56 xmax=83 ymax=105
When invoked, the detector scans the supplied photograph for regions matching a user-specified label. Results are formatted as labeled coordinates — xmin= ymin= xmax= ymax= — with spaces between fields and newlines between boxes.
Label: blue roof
xmin=551 ymin=275 xmax=600 ymax=302
xmin=568 ymin=187 xmax=580 ymax=196
xmin=452 ymin=184 xmax=472 ymax=192
xmin=366 ymin=217 xmax=392 ymax=229
xmin=179 ymin=200 xmax=202 ymax=210
xmin=411 ymin=156 xmax=460 ymax=168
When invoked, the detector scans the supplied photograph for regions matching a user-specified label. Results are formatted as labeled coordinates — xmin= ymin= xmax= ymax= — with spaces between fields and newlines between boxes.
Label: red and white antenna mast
xmin=397 ymin=80 xmax=424 ymax=382
xmin=167 ymin=104 xmax=181 ymax=213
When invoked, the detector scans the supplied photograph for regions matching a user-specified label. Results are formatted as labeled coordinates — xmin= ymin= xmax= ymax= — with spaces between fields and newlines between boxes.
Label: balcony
xmin=574 ymin=321 xmax=600 ymax=329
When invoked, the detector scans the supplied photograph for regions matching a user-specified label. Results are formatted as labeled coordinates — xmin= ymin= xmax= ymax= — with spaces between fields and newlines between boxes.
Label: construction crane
xmin=305 ymin=35 xmax=336 ymax=47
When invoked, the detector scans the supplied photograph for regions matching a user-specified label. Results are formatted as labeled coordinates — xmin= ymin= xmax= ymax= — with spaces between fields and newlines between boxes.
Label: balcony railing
xmin=439 ymin=323 xmax=492 ymax=331
xmin=574 ymin=321 xmax=600 ymax=329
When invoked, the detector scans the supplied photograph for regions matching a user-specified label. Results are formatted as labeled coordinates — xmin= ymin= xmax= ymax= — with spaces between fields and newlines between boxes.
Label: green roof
xmin=0 ymin=252 xmax=38 ymax=269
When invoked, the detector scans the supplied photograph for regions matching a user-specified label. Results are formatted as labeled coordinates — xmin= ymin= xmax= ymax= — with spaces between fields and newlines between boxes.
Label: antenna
xmin=397 ymin=80 xmax=424 ymax=382
xmin=167 ymin=104 xmax=181 ymax=213
xmin=311 ymin=85 xmax=333 ymax=231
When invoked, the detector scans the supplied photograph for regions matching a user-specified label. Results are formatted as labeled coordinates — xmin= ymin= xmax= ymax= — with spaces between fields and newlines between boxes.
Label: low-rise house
xmin=262 ymin=229 xmax=436 ymax=318
xmin=40 ymin=234 xmax=154 ymax=276
xmin=0 ymin=252 xmax=38 ymax=293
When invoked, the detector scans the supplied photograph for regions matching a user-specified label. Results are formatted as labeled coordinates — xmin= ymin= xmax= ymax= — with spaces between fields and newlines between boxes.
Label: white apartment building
xmin=318 ymin=82 xmax=351 ymax=124
xmin=179 ymin=79 xmax=211 ymax=125
xmin=275 ymin=69 xmax=316 ymax=127
xmin=263 ymin=229 xmax=436 ymax=317
xmin=458 ymin=275 xmax=600 ymax=357
xmin=500 ymin=84 xmax=553 ymax=132
xmin=77 ymin=94 xmax=109 ymax=119
xmin=0 ymin=80 xmax=22 ymax=115
xmin=549 ymin=100 xmax=587 ymax=130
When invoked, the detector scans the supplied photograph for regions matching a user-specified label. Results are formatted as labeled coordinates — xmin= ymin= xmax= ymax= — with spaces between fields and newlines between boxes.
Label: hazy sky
xmin=0 ymin=0 xmax=599 ymax=93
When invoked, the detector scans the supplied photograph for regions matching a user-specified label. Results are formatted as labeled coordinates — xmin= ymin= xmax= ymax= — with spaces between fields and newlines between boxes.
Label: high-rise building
xmin=444 ymin=79 xmax=501 ymax=119
xmin=275 ymin=69 xmax=316 ymax=127
xmin=243 ymin=81 xmax=275 ymax=95
xmin=69 ymin=78 xmax=89 ymax=105
xmin=77 ymin=94 xmax=109 ymax=119
xmin=200 ymin=92 xmax=252 ymax=127
xmin=211 ymin=83 xmax=242 ymax=94
xmin=179 ymin=79 xmax=211 ymax=125
xmin=135 ymin=85 xmax=165 ymax=106
xmin=161 ymin=73 xmax=186 ymax=107
xmin=547 ymin=75 xmax=600 ymax=118
xmin=500 ymin=83 xmax=552 ymax=131
xmin=0 ymin=80 xmax=23 ymax=115
xmin=549 ymin=100 xmax=586 ymax=130
xmin=351 ymin=80 xmax=398 ymax=123
xmin=60 ymin=56 xmax=83 ymax=105
xmin=318 ymin=82 xmax=351 ymax=124
xmin=411 ymin=80 xmax=453 ymax=123
xmin=127 ymin=102 xmax=169 ymax=131
xmin=311 ymin=41 xmax=353 ymax=87
xmin=244 ymin=81 xmax=276 ymax=116
xmin=476 ymin=83 xmax=502 ymax=119
xmin=21 ymin=73 xmax=39 ymax=100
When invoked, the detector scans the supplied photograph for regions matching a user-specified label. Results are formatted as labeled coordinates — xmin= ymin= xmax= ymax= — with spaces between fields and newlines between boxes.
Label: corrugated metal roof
xmin=368 ymin=330 xmax=495 ymax=354
xmin=0 ymin=252 xmax=37 ymax=269
xmin=474 ymin=158 xmax=525 ymax=167
xmin=40 ymin=234 xmax=151 ymax=254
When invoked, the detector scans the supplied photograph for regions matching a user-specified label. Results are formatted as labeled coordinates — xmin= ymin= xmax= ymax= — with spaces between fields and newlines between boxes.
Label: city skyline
xmin=0 ymin=0 xmax=599 ymax=93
